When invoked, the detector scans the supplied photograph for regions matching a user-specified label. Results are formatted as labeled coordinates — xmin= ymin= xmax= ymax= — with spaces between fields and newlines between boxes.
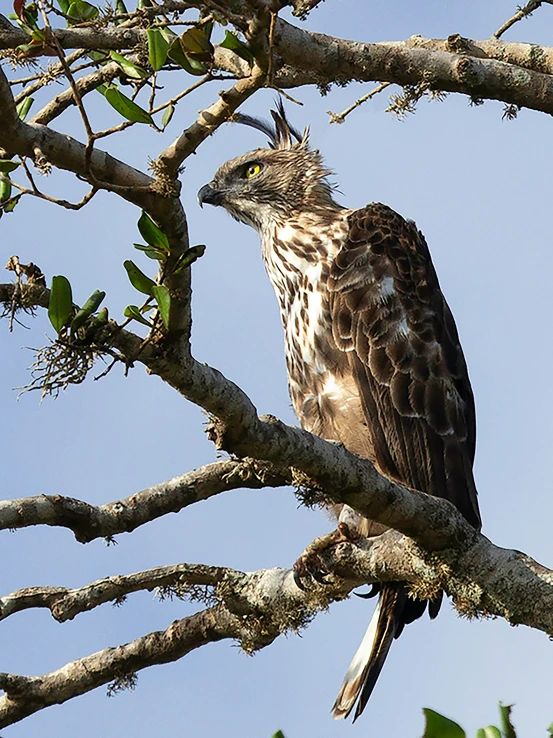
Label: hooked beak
xmin=198 ymin=183 xmax=223 ymax=208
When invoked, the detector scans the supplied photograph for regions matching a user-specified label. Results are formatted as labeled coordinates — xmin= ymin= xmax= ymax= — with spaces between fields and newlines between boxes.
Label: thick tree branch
xmin=0 ymin=280 xmax=485 ymax=552
xmin=0 ymin=66 xmax=154 ymax=208
xmin=0 ymin=68 xmax=193 ymax=341
xmin=0 ymin=525 xmax=552 ymax=728
xmin=272 ymin=24 xmax=553 ymax=114
xmin=109 ymin=326 xmax=472 ymax=551
xmin=4 ymin=528 xmax=553 ymax=635
xmin=2 ymin=281 xmax=553 ymax=723
xmin=0 ymin=457 xmax=288 ymax=543
xmin=4 ymin=17 xmax=553 ymax=113
xmin=0 ymin=605 xmax=237 ymax=728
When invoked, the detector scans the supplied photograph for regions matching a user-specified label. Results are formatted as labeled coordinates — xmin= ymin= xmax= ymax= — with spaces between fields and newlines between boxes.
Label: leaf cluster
xmin=422 ymin=703 xmax=553 ymax=738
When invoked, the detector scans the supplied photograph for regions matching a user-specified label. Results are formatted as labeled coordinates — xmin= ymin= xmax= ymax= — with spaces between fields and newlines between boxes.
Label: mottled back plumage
xmin=198 ymin=103 xmax=481 ymax=722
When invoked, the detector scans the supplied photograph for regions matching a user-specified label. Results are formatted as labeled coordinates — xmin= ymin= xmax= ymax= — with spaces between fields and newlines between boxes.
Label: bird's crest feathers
xmin=233 ymin=99 xmax=310 ymax=150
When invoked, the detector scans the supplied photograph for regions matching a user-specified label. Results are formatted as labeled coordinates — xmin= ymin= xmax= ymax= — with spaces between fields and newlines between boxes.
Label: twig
xmin=493 ymin=0 xmax=553 ymax=39
xmin=29 ymin=61 xmax=122 ymax=125
xmin=91 ymin=73 xmax=214 ymax=143
xmin=275 ymin=87 xmax=303 ymax=105
xmin=10 ymin=49 xmax=84 ymax=91
xmin=4 ymin=256 xmax=45 ymax=331
xmin=327 ymin=82 xmax=392 ymax=124
xmin=0 ymin=563 xmax=229 ymax=622
xmin=37 ymin=2 xmax=94 ymax=143
xmin=16 ymin=158 xmax=98 ymax=209
xmin=266 ymin=11 xmax=277 ymax=86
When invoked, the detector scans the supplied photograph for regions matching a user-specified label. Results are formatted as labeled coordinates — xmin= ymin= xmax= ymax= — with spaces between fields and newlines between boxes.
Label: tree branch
xmin=0 ymin=605 xmax=236 ymax=728
xmin=0 ymin=280 xmax=485 ymax=552
xmin=0 ymin=457 xmax=288 ymax=543
xmin=0 ymin=524 xmax=552 ymax=728
xmin=493 ymin=0 xmax=553 ymax=39
xmin=4 ymin=14 xmax=553 ymax=113
xmin=156 ymin=65 xmax=266 ymax=177
xmin=0 ymin=562 xmax=229 ymax=623
xmin=4 ymin=18 xmax=553 ymax=113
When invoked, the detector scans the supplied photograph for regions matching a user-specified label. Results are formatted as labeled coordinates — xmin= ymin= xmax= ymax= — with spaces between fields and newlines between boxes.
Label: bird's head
xmin=198 ymin=102 xmax=339 ymax=231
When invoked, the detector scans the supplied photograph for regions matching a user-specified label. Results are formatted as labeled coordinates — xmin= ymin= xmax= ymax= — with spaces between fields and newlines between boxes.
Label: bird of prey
xmin=198 ymin=103 xmax=481 ymax=722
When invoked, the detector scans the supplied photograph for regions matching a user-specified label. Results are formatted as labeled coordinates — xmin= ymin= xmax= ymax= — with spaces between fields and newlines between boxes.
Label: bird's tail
xmin=331 ymin=583 xmax=406 ymax=722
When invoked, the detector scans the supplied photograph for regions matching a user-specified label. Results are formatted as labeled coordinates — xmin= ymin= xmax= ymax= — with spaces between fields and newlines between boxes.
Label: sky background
xmin=1 ymin=1 xmax=553 ymax=736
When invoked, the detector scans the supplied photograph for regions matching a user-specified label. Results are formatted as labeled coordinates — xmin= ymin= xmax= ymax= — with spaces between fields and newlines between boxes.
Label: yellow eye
xmin=245 ymin=163 xmax=262 ymax=179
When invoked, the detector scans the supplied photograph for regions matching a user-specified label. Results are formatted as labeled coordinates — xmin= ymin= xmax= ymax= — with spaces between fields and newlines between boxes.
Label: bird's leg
xmin=293 ymin=518 xmax=362 ymax=591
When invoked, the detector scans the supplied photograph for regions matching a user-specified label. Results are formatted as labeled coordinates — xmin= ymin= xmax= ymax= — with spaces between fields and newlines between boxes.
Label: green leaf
xmin=137 ymin=0 xmax=153 ymax=7
xmin=0 ymin=176 xmax=12 ymax=202
xmin=3 ymin=194 xmax=21 ymax=213
xmin=31 ymin=28 xmax=46 ymax=42
xmin=133 ymin=243 xmax=167 ymax=261
xmin=272 ymin=732 xmax=286 ymax=738
xmin=137 ymin=211 xmax=170 ymax=253
xmin=476 ymin=728 xmax=501 ymax=738
xmin=0 ymin=160 xmax=20 ymax=174
xmin=179 ymin=27 xmax=213 ymax=61
xmin=87 ymin=50 xmax=109 ymax=64
xmin=219 ymin=30 xmax=255 ymax=66
xmin=104 ymin=85 xmax=154 ymax=124
xmin=123 ymin=260 xmax=156 ymax=295
xmin=173 ymin=244 xmax=206 ymax=273
xmin=203 ymin=20 xmax=214 ymax=41
xmin=124 ymin=305 xmax=153 ymax=327
xmin=81 ymin=290 xmax=106 ymax=315
xmin=167 ymin=37 xmax=206 ymax=75
xmin=83 ymin=306 xmax=109 ymax=340
xmin=147 ymin=28 xmax=169 ymax=72
xmin=114 ymin=0 xmax=127 ymax=13
xmin=422 ymin=709 xmax=466 ymax=738
xmin=159 ymin=27 xmax=176 ymax=44
xmin=96 ymin=83 xmax=108 ymax=96
xmin=66 ymin=0 xmax=99 ymax=23
xmin=16 ymin=96 xmax=33 ymax=120
xmin=16 ymin=41 xmax=43 ymax=54
xmin=48 ymin=275 xmax=73 ymax=334
xmin=70 ymin=289 xmax=106 ymax=333
xmin=547 ymin=722 xmax=553 ymax=736
xmin=96 ymin=306 xmax=109 ymax=323
xmin=161 ymin=103 xmax=174 ymax=129
xmin=498 ymin=703 xmax=516 ymax=738
xmin=19 ymin=3 xmax=38 ymax=27
xmin=109 ymin=51 xmax=148 ymax=79
xmin=57 ymin=0 xmax=70 ymax=12
xmin=152 ymin=284 xmax=170 ymax=329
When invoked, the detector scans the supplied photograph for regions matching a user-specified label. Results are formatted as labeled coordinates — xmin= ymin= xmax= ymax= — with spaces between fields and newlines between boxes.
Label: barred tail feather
xmin=331 ymin=584 xmax=404 ymax=722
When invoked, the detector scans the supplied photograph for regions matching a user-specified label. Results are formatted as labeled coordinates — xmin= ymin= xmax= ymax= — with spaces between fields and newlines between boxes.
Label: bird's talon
xmin=312 ymin=569 xmax=330 ymax=584
xmin=293 ymin=564 xmax=308 ymax=591
xmin=354 ymin=584 xmax=379 ymax=599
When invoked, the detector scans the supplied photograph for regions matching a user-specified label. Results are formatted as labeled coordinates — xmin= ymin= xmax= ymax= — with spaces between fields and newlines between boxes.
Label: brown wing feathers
xmin=329 ymin=203 xmax=480 ymax=528
xmin=330 ymin=204 xmax=481 ymax=719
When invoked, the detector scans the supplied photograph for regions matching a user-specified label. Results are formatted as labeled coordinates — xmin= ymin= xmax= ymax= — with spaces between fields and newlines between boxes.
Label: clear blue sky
xmin=1 ymin=1 xmax=553 ymax=735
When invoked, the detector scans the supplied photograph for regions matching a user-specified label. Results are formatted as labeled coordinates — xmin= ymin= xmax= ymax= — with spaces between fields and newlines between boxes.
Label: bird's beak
xmin=198 ymin=183 xmax=223 ymax=208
